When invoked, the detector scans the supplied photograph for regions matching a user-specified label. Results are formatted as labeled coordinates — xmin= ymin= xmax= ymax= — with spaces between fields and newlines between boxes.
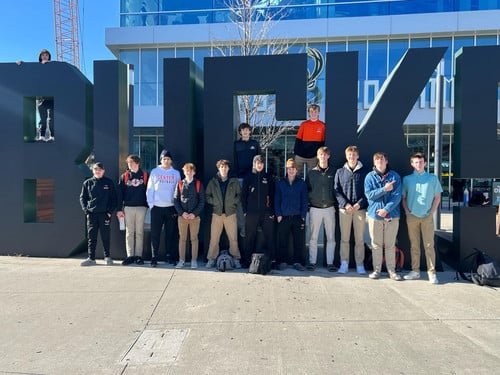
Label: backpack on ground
xmin=457 ymin=248 xmax=500 ymax=287
xmin=216 ymin=250 xmax=235 ymax=272
xmin=248 ymin=253 xmax=271 ymax=275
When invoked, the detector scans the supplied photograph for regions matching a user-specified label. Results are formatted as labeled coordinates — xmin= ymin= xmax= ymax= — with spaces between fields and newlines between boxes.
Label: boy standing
xmin=116 ymin=155 xmax=148 ymax=266
xmin=275 ymin=158 xmax=309 ymax=271
xmin=174 ymin=163 xmax=205 ymax=269
xmin=402 ymin=152 xmax=443 ymax=284
xmin=234 ymin=122 xmax=260 ymax=238
xmin=79 ymin=162 xmax=117 ymax=266
xmin=205 ymin=160 xmax=242 ymax=268
xmin=241 ymin=155 xmax=275 ymax=266
xmin=364 ymin=152 xmax=402 ymax=281
xmin=334 ymin=146 xmax=368 ymax=274
xmin=146 ymin=150 xmax=181 ymax=267
xmin=305 ymin=147 xmax=336 ymax=271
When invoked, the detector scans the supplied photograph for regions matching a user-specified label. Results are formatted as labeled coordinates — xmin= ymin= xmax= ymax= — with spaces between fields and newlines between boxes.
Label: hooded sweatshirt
xmin=146 ymin=166 xmax=181 ymax=208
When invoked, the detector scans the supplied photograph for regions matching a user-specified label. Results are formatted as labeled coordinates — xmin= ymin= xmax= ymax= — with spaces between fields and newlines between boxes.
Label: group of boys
xmin=79 ymin=105 xmax=442 ymax=284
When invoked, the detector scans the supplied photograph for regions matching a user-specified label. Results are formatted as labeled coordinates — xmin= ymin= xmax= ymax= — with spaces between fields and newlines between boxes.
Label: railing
xmin=120 ymin=1 xmax=500 ymax=27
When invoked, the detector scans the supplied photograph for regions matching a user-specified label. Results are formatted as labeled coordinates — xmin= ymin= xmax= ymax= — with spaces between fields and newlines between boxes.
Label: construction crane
xmin=53 ymin=0 xmax=80 ymax=69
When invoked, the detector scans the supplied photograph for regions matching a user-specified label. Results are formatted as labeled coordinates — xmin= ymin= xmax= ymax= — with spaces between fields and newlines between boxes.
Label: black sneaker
xmin=135 ymin=257 xmax=144 ymax=265
xmin=306 ymin=264 xmax=316 ymax=271
xmin=122 ymin=256 xmax=135 ymax=266
xmin=151 ymin=258 xmax=158 ymax=267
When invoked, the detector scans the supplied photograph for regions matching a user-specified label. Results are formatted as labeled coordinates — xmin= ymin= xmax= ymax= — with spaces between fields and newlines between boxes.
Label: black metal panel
xmin=93 ymin=60 xmax=130 ymax=259
xmin=453 ymin=206 xmax=500 ymax=263
xmin=203 ymin=54 xmax=307 ymax=183
xmin=454 ymin=45 xmax=500 ymax=178
xmin=164 ymin=58 xmax=204 ymax=175
xmin=0 ymin=61 xmax=93 ymax=256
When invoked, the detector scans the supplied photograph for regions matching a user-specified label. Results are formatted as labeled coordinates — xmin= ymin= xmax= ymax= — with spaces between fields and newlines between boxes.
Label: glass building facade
xmin=107 ymin=1 xmax=500 ymax=194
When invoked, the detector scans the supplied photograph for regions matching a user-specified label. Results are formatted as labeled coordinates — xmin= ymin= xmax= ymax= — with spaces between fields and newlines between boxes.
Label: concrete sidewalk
xmin=0 ymin=256 xmax=499 ymax=375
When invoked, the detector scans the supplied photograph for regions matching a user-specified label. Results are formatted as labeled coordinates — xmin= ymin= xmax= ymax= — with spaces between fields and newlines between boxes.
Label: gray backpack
xmin=216 ymin=250 xmax=235 ymax=272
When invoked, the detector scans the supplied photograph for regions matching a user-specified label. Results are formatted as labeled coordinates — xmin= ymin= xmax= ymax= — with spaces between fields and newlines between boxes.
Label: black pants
xmin=37 ymin=99 xmax=54 ymax=137
xmin=150 ymin=206 xmax=177 ymax=261
xmin=244 ymin=212 xmax=275 ymax=264
xmin=87 ymin=212 xmax=111 ymax=259
xmin=277 ymin=215 xmax=305 ymax=265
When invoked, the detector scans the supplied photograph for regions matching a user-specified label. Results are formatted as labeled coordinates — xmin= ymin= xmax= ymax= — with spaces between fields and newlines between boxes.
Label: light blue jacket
xmin=364 ymin=168 xmax=402 ymax=220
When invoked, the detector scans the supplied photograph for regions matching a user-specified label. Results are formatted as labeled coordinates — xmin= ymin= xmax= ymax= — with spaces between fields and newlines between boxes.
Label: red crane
xmin=53 ymin=0 xmax=80 ymax=69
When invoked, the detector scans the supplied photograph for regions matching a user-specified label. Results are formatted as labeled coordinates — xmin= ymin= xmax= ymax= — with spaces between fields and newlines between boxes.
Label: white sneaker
xmin=206 ymin=259 xmax=215 ymax=268
xmin=404 ymin=271 xmax=421 ymax=280
xmin=80 ymin=258 xmax=96 ymax=267
xmin=104 ymin=257 xmax=113 ymax=265
xmin=338 ymin=261 xmax=348 ymax=274
xmin=191 ymin=260 xmax=198 ymax=269
xmin=356 ymin=265 xmax=367 ymax=274
xmin=428 ymin=273 xmax=439 ymax=284
xmin=175 ymin=260 xmax=185 ymax=269
xmin=369 ymin=270 xmax=380 ymax=279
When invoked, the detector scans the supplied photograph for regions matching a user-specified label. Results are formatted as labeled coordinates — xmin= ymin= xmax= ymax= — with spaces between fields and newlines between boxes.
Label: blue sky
xmin=1 ymin=0 xmax=119 ymax=81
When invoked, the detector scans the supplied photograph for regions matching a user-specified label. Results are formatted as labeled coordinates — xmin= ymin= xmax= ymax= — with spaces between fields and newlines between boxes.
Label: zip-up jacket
xmin=364 ymin=168 xmax=401 ymax=220
xmin=334 ymin=161 xmax=368 ymax=210
xmin=275 ymin=177 xmax=308 ymax=219
xmin=306 ymin=164 xmax=336 ymax=208
xmin=80 ymin=176 xmax=117 ymax=215
xmin=206 ymin=175 xmax=241 ymax=216
xmin=116 ymin=169 xmax=148 ymax=209
xmin=173 ymin=178 xmax=205 ymax=217
xmin=242 ymin=171 xmax=275 ymax=214
xmin=293 ymin=119 xmax=325 ymax=158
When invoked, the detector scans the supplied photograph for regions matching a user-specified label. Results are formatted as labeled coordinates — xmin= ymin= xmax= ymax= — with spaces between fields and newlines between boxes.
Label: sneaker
xmin=428 ymin=273 xmax=439 ymax=284
xmin=327 ymin=264 xmax=337 ymax=272
xmin=175 ymin=260 xmax=185 ymax=269
xmin=80 ymin=258 xmax=96 ymax=267
xmin=306 ymin=263 xmax=316 ymax=271
xmin=293 ymin=263 xmax=305 ymax=271
xmin=369 ymin=270 xmax=381 ymax=279
xmin=150 ymin=258 xmax=158 ymax=268
xmin=234 ymin=260 xmax=242 ymax=269
xmin=338 ymin=261 xmax=349 ymax=274
xmin=122 ymin=256 xmax=135 ymax=266
xmin=206 ymin=259 xmax=215 ymax=268
xmin=105 ymin=257 xmax=113 ymax=265
xmin=389 ymin=272 xmax=403 ymax=281
xmin=403 ymin=271 xmax=421 ymax=280
xmin=279 ymin=262 xmax=288 ymax=271
xmin=135 ymin=257 xmax=144 ymax=265
xmin=356 ymin=265 xmax=367 ymax=275
xmin=191 ymin=260 xmax=198 ymax=269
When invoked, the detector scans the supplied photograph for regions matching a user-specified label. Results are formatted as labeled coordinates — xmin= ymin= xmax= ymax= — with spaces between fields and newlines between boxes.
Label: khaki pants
xmin=207 ymin=214 xmax=241 ymax=260
xmin=339 ymin=208 xmax=366 ymax=266
xmin=178 ymin=216 xmax=201 ymax=262
xmin=123 ymin=206 xmax=147 ymax=257
xmin=367 ymin=217 xmax=399 ymax=273
xmin=406 ymin=214 xmax=436 ymax=274
xmin=294 ymin=155 xmax=317 ymax=178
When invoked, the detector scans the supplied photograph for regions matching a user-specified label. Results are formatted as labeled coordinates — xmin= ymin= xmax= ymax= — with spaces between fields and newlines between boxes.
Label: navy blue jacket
xmin=334 ymin=162 xmax=368 ymax=209
xmin=275 ymin=177 xmax=308 ymax=219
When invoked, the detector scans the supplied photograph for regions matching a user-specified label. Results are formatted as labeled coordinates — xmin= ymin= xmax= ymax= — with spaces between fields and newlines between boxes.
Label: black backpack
xmin=248 ymin=253 xmax=271 ymax=275
xmin=457 ymin=248 xmax=500 ymax=287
